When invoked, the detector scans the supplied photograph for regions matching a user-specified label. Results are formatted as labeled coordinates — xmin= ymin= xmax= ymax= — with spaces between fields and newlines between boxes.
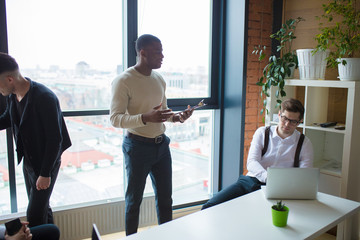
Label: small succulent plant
xmin=272 ymin=200 xmax=286 ymax=211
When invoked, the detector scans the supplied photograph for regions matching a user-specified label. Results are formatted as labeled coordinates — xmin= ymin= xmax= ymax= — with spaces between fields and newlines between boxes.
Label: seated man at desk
xmin=202 ymin=98 xmax=313 ymax=209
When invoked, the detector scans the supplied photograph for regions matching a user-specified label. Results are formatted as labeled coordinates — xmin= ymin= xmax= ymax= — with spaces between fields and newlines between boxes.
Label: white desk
xmin=123 ymin=190 xmax=360 ymax=240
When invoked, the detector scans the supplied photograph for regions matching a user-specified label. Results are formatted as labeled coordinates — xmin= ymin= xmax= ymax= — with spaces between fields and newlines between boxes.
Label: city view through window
xmin=0 ymin=0 xmax=214 ymax=215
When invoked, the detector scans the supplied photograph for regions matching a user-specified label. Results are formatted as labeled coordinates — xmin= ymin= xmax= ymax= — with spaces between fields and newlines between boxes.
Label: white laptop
xmin=265 ymin=167 xmax=319 ymax=200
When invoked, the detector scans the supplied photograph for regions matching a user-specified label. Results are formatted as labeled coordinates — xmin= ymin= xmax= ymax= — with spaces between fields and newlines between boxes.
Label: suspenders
xmin=261 ymin=126 xmax=305 ymax=167
xmin=261 ymin=126 xmax=271 ymax=157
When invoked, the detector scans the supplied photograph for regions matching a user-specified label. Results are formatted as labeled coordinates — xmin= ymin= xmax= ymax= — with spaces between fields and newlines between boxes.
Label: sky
xmin=6 ymin=0 xmax=210 ymax=71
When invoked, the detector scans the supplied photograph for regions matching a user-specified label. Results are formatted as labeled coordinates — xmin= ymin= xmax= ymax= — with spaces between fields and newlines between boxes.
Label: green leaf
xmin=267 ymin=80 xmax=272 ymax=88
xmin=279 ymin=80 xmax=285 ymax=89
xmin=272 ymin=55 xmax=277 ymax=63
xmin=286 ymin=67 xmax=291 ymax=76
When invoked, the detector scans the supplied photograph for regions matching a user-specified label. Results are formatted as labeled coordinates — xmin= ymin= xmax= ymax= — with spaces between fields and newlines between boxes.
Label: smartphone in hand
xmin=189 ymin=99 xmax=207 ymax=110
xmin=5 ymin=218 xmax=22 ymax=236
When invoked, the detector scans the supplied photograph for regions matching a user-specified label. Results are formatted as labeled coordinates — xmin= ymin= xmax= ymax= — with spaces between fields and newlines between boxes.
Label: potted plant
xmin=271 ymin=200 xmax=289 ymax=227
xmin=253 ymin=17 xmax=304 ymax=115
xmin=313 ymin=0 xmax=360 ymax=81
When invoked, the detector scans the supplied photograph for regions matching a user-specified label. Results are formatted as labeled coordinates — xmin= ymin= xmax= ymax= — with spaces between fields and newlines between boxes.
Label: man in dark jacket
xmin=0 ymin=52 xmax=71 ymax=227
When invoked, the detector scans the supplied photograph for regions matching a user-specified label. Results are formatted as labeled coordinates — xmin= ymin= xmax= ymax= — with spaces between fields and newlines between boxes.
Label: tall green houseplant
xmin=253 ymin=17 xmax=304 ymax=116
xmin=314 ymin=0 xmax=360 ymax=68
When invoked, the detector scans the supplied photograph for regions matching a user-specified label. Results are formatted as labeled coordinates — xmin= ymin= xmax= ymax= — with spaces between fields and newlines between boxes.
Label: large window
xmin=0 ymin=130 xmax=9 ymax=214
xmin=6 ymin=0 xmax=122 ymax=111
xmin=4 ymin=0 xmax=125 ymax=212
xmin=137 ymin=0 xmax=213 ymax=205
xmin=166 ymin=111 xmax=213 ymax=205
xmin=1 ymin=0 xmax=218 ymax=214
xmin=138 ymin=0 xmax=211 ymax=99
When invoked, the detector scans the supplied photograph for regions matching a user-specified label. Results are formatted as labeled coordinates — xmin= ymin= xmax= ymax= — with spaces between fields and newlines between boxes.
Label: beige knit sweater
xmin=110 ymin=67 xmax=171 ymax=138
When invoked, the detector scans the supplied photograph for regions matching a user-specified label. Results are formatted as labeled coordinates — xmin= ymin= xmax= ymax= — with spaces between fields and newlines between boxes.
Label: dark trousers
xmin=30 ymin=224 xmax=60 ymax=240
xmin=201 ymin=175 xmax=264 ymax=210
xmin=123 ymin=135 xmax=173 ymax=236
xmin=23 ymin=160 xmax=60 ymax=227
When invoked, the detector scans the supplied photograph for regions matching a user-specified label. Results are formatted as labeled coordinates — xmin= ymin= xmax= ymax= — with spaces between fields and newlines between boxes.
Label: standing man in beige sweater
xmin=110 ymin=34 xmax=193 ymax=236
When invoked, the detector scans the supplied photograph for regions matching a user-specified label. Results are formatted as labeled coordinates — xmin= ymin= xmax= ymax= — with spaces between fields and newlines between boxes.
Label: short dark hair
xmin=281 ymin=98 xmax=305 ymax=120
xmin=135 ymin=34 xmax=161 ymax=53
xmin=0 ymin=52 xmax=19 ymax=75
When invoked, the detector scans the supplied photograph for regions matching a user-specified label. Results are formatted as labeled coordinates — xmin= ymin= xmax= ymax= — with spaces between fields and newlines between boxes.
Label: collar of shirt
xmin=271 ymin=126 xmax=298 ymax=144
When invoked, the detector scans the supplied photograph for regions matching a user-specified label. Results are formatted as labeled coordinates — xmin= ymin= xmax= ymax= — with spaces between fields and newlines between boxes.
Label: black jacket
xmin=0 ymin=79 xmax=71 ymax=177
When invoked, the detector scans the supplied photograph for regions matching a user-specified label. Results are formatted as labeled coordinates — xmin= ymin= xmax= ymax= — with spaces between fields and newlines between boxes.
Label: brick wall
xmin=243 ymin=0 xmax=273 ymax=174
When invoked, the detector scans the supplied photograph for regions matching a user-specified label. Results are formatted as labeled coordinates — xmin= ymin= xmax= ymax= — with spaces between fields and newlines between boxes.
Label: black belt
xmin=126 ymin=132 xmax=165 ymax=144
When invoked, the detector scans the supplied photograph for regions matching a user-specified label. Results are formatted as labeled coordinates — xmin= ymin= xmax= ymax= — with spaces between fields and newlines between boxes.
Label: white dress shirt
xmin=246 ymin=125 xmax=313 ymax=183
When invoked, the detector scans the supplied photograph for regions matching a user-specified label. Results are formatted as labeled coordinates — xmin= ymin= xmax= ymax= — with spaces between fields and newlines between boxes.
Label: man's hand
xmin=174 ymin=105 xmax=194 ymax=123
xmin=5 ymin=222 xmax=32 ymax=240
xmin=142 ymin=103 xmax=174 ymax=124
xmin=36 ymin=176 xmax=51 ymax=191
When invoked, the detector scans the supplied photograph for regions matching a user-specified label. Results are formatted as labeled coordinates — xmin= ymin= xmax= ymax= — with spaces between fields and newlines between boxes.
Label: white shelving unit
xmin=266 ymin=80 xmax=360 ymax=201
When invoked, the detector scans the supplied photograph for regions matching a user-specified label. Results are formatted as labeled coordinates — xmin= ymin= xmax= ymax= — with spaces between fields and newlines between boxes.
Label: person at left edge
xmin=0 ymin=52 xmax=72 ymax=227
xmin=0 ymin=222 xmax=60 ymax=240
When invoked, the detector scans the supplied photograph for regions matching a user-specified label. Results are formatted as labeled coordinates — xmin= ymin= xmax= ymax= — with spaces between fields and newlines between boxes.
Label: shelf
xmin=270 ymin=121 xmax=344 ymax=133
xmin=314 ymin=159 xmax=342 ymax=177
xmin=320 ymin=169 xmax=341 ymax=177
xmin=285 ymin=79 xmax=359 ymax=89
xmin=269 ymin=121 xmax=305 ymax=129
xmin=304 ymin=125 xmax=346 ymax=134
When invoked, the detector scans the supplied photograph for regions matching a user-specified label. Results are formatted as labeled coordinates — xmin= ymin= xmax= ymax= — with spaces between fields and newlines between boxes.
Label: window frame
xmin=0 ymin=0 xmax=223 ymax=214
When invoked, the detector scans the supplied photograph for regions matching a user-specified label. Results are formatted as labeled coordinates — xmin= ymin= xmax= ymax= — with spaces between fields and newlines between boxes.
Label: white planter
xmin=337 ymin=58 xmax=360 ymax=81
xmin=296 ymin=49 xmax=330 ymax=80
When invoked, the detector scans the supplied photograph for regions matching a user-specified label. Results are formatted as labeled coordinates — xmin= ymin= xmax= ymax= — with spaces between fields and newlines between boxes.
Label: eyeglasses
xmin=280 ymin=115 xmax=300 ymax=125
